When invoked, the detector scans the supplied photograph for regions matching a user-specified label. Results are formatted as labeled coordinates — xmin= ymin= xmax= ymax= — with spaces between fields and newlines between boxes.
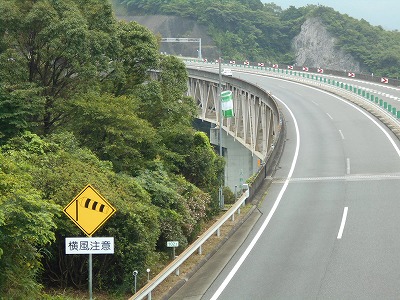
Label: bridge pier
xmin=209 ymin=126 xmax=260 ymax=193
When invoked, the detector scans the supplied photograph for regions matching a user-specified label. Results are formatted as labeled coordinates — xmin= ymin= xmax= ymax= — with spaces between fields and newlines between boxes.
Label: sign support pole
xmin=63 ymin=185 xmax=117 ymax=300
xmin=89 ymin=253 xmax=93 ymax=300
xmin=218 ymin=56 xmax=224 ymax=209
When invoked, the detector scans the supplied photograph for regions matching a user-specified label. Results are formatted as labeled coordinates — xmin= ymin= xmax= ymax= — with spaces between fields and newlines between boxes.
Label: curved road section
xmin=172 ymin=70 xmax=400 ymax=299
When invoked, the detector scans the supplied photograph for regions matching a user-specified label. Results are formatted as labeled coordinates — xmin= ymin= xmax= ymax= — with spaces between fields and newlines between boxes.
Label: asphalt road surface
xmin=174 ymin=68 xmax=400 ymax=300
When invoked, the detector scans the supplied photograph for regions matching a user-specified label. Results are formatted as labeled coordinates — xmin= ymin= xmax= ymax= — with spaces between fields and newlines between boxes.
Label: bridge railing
xmin=131 ymin=69 xmax=285 ymax=300
xmin=129 ymin=190 xmax=249 ymax=300
xmin=185 ymin=59 xmax=400 ymax=139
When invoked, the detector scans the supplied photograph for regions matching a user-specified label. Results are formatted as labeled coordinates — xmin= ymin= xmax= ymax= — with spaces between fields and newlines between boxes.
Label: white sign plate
xmin=167 ymin=241 xmax=179 ymax=248
xmin=66 ymin=237 xmax=114 ymax=254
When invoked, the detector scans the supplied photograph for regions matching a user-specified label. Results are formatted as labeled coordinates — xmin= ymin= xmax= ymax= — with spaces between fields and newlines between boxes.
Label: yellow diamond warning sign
xmin=63 ymin=184 xmax=116 ymax=236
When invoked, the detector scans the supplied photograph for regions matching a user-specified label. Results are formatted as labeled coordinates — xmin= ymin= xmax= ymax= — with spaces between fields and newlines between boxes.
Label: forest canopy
xmin=0 ymin=0 xmax=224 ymax=297
xmin=114 ymin=0 xmax=400 ymax=78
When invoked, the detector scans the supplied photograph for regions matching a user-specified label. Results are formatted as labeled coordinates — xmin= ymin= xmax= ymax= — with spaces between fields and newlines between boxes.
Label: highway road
xmin=190 ymin=62 xmax=400 ymax=114
xmin=175 ymin=67 xmax=400 ymax=299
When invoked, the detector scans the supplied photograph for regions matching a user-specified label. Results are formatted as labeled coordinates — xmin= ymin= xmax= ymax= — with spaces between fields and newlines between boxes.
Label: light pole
xmin=235 ymin=185 xmax=237 ymax=200
xmin=133 ymin=270 xmax=138 ymax=294
xmin=146 ymin=268 xmax=152 ymax=300
xmin=218 ymin=57 xmax=224 ymax=209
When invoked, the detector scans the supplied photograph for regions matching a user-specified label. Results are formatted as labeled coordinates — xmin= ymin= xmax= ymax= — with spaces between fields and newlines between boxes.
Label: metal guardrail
xmin=129 ymin=190 xmax=249 ymax=300
xmin=131 ymin=60 xmax=400 ymax=299
xmin=184 ymin=57 xmax=400 ymax=87
xmin=253 ymin=68 xmax=400 ymax=138
xmin=131 ymin=66 xmax=285 ymax=300
xmin=185 ymin=59 xmax=400 ymax=138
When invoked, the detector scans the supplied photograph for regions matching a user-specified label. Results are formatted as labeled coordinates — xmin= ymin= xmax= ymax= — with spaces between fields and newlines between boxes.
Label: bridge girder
xmin=187 ymin=69 xmax=280 ymax=160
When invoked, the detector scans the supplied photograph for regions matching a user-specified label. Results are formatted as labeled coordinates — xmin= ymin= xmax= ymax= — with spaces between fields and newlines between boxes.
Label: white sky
xmin=265 ymin=0 xmax=399 ymax=31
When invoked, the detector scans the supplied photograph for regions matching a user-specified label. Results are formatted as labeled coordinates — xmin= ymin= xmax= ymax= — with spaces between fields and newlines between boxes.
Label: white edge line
xmin=209 ymin=97 xmax=300 ymax=300
xmin=339 ymin=129 xmax=345 ymax=140
xmin=250 ymin=74 xmax=400 ymax=158
xmin=337 ymin=207 xmax=349 ymax=239
xmin=346 ymin=158 xmax=351 ymax=175
xmin=326 ymin=112 xmax=334 ymax=120
xmin=210 ymin=73 xmax=400 ymax=299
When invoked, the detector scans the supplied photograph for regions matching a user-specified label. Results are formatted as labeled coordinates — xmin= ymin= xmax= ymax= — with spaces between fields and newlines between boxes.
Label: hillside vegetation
xmin=0 ymin=0 xmax=226 ymax=298
xmin=114 ymin=0 xmax=400 ymax=78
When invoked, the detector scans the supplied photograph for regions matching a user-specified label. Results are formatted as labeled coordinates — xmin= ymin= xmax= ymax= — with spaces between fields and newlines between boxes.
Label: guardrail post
xmin=384 ymin=102 xmax=388 ymax=109
xmin=231 ymin=213 xmax=235 ymax=222
xmin=392 ymin=107 xmax=396 ymax=116
xmin=388 ymin=104 xmax=392 ymax=112
xmin=198 ymin=244 xmax=202 ymax=255
xmin=380 ymin=99 xmax=383 ymax=106
xmin=397 ymin=110 xmax=400 ymax=119
xmin=216 ymin=227 xmax=220 ymax=237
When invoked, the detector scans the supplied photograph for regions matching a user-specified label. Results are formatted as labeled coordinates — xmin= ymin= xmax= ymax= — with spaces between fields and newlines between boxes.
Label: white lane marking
xmin=328 ymin=92 xmax=400 ymax=158
xmin=346 ymin=158 xmax=351 ymax=175
xmin=339 ymin=130 xmax=345 ymax=140
xmin=312 ymin=100 xmax=319 ymax=106
xmin=337 ymin=207 xmax=349 ymax=239
xmin=326 ymin=113 xmax=334 ymax=120
xmin=210 ymin=97 xmax=300 ymax=300
xmin=250 ymin=74 xmax=400 ymax=158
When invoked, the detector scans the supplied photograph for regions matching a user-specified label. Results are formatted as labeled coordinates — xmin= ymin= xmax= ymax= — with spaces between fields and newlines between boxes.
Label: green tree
xmin=66 ymin=92 xmax=161 ymax=175
xmin=2 ymin=132 xmax=162 ymax=292
xmin=0 ymin=83 xmax=43 ymax=144
xmin=103 ymin=20 xmax=160 ymax=95
xmin=0 ymin=134 xmax=59 ymax=299
xmin=0 ymin=0 xmax=117 ymax=134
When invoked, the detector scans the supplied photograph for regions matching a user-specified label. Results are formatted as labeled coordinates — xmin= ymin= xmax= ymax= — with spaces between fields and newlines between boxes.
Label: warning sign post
xmin=63 ymin=184 xmax=116 ymax=236
xmin=63 ymin=184 xmax=116 ymax=300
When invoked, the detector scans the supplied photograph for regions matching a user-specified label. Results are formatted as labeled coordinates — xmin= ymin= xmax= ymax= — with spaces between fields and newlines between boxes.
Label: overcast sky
xmin=265 ymin=0 xmax=399 ymax=31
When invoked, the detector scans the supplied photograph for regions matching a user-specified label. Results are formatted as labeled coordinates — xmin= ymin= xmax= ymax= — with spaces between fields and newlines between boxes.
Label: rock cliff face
xmin=121 ymin=15 xmax=362 ymax=72
xmin=292 ymin=18 xmax=361 ymax=72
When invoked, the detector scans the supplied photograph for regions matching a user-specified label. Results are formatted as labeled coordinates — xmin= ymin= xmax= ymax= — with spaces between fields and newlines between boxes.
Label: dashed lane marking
xmin=272 ymin=173 xmax=400 ymax=183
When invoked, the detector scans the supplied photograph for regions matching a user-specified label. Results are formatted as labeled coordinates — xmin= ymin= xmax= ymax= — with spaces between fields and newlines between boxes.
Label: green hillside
xmin=113 ymin=0 xmax=400 ymax=78
xmin=0 ymin=0 xmax=225 ymax=298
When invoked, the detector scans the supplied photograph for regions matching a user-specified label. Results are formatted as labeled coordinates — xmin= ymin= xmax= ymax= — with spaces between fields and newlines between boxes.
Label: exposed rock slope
xmin=121 ymin=15 xmax=362 ymax=71
xmin=292 ymin=18 xmax=361 ymax=72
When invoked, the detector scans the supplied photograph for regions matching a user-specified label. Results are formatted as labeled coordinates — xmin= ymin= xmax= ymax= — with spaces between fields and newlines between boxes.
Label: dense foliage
xmin=0 ymin=0 xmax=224 ymax=298
xmin=311 ymin=6 xmax=400 ymax=78
xmin=114 ymin=0 xmax=400 ymax=77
